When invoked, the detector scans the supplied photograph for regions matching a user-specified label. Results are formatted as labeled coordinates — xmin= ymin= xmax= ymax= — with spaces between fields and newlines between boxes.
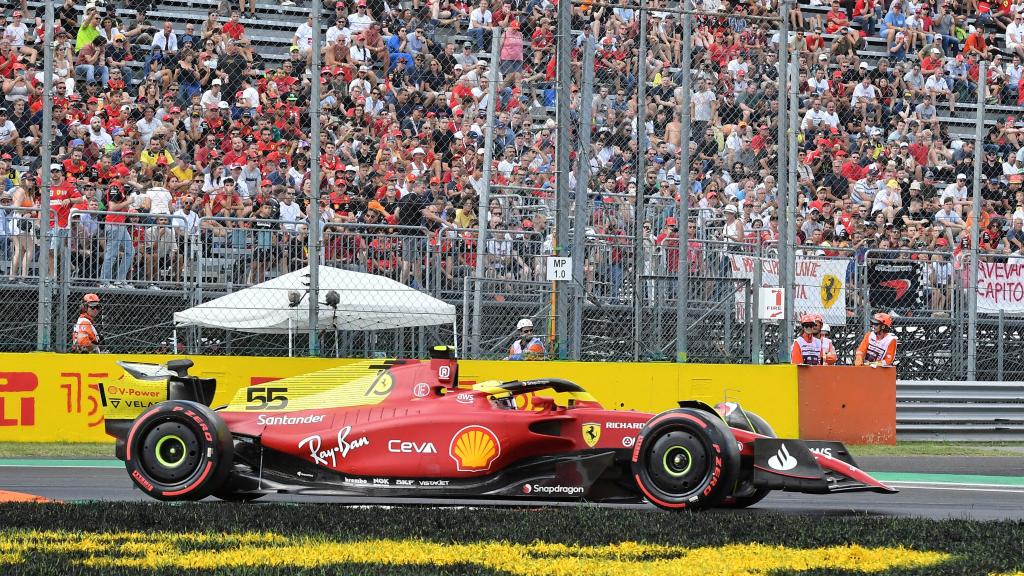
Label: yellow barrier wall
xmin=0 ymin=353 xmax=798 ymax=443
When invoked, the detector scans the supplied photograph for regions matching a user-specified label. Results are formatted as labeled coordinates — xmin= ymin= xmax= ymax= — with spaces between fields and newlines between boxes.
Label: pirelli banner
xmin=729 ymin=255 xmax=850 ymax=325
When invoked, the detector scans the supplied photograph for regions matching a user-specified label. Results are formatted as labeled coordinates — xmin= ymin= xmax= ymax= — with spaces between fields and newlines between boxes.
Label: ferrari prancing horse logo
xmin=820 ymin=274 xmax=842 ymax=309
xmin=582 ymin=423 xmax=601 ymax=448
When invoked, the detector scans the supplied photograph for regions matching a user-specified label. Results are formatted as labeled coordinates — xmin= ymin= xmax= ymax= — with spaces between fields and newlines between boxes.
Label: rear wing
xmin=99 ymin=359 xmax=217 ymax=460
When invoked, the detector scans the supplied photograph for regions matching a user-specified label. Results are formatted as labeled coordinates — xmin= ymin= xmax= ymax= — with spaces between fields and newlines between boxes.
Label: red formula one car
xmin=100 ymin=347 xmax=896 ymax=510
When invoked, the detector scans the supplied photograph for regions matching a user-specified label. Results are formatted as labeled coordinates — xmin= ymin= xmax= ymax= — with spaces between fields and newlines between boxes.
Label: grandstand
xmin=0 ymin=0 xmax=1023 ymax=378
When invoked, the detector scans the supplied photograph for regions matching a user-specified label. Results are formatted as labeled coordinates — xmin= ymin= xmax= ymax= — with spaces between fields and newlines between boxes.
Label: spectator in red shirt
xmin=48 ymin=166 xmax=83 ymax=279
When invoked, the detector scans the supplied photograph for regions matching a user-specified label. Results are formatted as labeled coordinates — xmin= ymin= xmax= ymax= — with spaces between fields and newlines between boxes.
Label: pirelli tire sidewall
xmin=124 ymin=400 xmax=234 ymax=501
xmin=630 ymin=408 xmax=740 ymax=511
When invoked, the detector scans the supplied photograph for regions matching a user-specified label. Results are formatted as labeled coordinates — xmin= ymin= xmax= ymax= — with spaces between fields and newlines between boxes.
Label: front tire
xmin=720 ymin=411 xmax=775 ymax=509
xmin=125 ymin=400 xmax=233 ymax=501
xmin=631 ymin=408 xmax=740 ymax=511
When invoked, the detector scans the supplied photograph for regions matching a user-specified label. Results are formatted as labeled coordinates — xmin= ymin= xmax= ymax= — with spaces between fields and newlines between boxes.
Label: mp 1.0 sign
xmin=546 ymin=257 xmax=572 ymax=281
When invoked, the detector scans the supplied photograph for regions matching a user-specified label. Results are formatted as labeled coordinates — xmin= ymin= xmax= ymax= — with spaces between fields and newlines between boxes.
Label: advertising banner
xmin=868 ymin=261 xmax=923 ymax=311
xmin=0 ymin=353 xmax=802 ymax=443
xmin=977 ymin=260 xmax=1024 ymax=314
xmin=730 ymin=255 xmax=850 ymax=325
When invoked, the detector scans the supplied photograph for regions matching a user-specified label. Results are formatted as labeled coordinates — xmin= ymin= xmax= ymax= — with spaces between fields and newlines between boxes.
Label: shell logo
xmin=449 ymin=425 xmax=501 ymax=472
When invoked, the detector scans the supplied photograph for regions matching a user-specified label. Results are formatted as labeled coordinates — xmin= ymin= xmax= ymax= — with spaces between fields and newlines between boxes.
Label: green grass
xmin=849 ymin=441 xmax=1024 ymax=457
xmin=0 ymin=442 xmax=113 ymax=459
xmin=0 ymin=503 xmax=1021 ymax=575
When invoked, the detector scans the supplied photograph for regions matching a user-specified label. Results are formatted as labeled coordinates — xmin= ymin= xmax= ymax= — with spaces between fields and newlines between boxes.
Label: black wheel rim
xmin=139 ymin=420 xmax=202 ymax=484
xmin=646 ymin=429 xmax=710 ymax=496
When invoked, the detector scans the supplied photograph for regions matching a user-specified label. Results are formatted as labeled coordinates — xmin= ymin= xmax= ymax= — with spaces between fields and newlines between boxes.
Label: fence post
xmin=552 ymin=1 xmax=572 ymax=360
xmin=997 ymin=309 xmax=1004 ymax=381
xmin=36 ymin=1 xmax=56 ymax=352
xmin=967 ymin=61 xmax=986 ymax=381
xmin=471 ymin=31 xmax=501 ymax=357
xmin=632 ymin=0 xmax=649 ymax=362
xmin=775 ymin=0 xmax=791 ymax=363
xmin=306 ymin=0 xmax=324 ymax=357
xmin=785 ymin=22 xmax=799 ymax=352
xmin=752 ymin=255 xmax=762 ymax=364
xmin=676 ymin=0 xmax=693 ymax=364
xmin=571 ymin=36 xmax=595 ymax=361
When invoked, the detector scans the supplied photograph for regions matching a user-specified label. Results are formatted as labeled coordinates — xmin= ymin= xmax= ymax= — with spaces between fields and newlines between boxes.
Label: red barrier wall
xmin=797 ymin=366 xmax=896 ymax=445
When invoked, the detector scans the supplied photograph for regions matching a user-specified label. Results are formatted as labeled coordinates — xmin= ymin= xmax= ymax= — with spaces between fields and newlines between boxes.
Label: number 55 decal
xmin=246 ymin=387 xmax=289 ymax=411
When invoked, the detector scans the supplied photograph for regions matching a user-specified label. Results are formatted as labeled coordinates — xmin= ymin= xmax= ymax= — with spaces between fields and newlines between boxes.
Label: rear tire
xmin=125 ymin=400 xmax=233 ymax=501
xmin=631 ymin=408 xmax=740 ymax=511
xmin=720 ymin=410 xmax=775 ymax=509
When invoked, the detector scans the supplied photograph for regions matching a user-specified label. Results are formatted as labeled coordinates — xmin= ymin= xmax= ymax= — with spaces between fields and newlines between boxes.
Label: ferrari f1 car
xmin=99 ymin=347 xmax=896 ymax=510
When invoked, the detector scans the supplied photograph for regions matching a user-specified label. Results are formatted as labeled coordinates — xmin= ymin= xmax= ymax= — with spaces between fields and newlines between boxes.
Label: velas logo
xmin=820 ymin=274 xmax=842 ymax=309
xmin=880 ymin=279 xmax=911 ymax=300
xmin=449 ymin=425 xmax=501 ymax=472
xmin=582 ymin=422 xmax=600 ymax=448
xmin=768 ymin=443 xmax=798 ymax=471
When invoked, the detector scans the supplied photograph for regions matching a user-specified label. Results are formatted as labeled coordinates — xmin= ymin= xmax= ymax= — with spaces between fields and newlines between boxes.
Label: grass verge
xmin=0 ymin=443 xmax=113 ymax=459
xmin=0 ymin=503 xmax=1021 ymax=576
xmin=848 ymin=442 xmax=1024 ymax=457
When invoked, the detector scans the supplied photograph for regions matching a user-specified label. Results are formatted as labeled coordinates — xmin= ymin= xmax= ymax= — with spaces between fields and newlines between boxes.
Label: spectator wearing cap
xmin=201 ymin=78 xmax=224 ymax=110
xmin=347 ymin=1 xmax=373 ymax=34
xmin=7 ymin=13 xmax=36 ymax=67
xmin=941 ymin=173 xmax=971 ymax=216
xmin=86 ymin=115 xmax=113 ymax=149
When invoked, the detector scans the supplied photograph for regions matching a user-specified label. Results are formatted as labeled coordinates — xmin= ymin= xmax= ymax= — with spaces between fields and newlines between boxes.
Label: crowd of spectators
xmin=0 ymin=0 xmax=1021 ymax=306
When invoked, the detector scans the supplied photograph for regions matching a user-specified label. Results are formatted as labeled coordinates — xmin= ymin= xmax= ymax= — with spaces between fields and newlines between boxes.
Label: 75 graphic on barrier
xmin=60 ymin=372 xmax=105 ymax=428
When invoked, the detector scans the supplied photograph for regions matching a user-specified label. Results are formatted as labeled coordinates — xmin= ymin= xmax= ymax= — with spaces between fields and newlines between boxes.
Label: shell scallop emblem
xmin=449 ymin=425 xmax=501 ymax=472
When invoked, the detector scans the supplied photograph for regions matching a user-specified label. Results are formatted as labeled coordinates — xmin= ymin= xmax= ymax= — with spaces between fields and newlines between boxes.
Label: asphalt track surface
xmin=2 ymin=456 xmax=1023 ymax=520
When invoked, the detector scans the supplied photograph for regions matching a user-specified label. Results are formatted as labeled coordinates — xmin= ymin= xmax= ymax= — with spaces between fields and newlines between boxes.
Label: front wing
xmin=751 ymin=438 xmax=897 ymax=494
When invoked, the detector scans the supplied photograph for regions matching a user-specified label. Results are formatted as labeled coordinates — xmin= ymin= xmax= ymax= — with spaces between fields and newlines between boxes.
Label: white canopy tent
xmin=173 ymin=266 xmax=457 ymax=356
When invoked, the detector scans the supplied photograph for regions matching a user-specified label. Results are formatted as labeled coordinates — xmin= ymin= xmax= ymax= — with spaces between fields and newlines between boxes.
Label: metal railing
xmin=897 ymin=380 xmax=1024 ymax=441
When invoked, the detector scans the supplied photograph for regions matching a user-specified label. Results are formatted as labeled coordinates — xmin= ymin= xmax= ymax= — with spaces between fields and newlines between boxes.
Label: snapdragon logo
xmin=257 ymin=414 xmax=325 ymax=426
xmin=521 ymin=483 xmax=584 ymax=496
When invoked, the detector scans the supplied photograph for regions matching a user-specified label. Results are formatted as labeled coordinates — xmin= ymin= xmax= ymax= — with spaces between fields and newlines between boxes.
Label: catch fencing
xmin=2 ymin=206 xmax=1024 ymax=376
